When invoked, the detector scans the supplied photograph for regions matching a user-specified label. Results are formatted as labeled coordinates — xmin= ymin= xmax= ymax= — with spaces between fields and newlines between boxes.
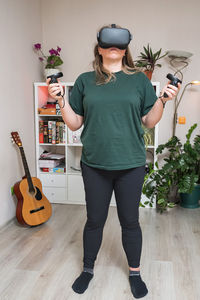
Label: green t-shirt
xmin=69 ymin=70 xmax=157 ymax=170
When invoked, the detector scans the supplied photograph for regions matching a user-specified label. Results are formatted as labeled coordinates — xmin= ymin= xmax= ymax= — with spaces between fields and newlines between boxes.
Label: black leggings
xmin=80 ymin=161 xmax=145 ymax=269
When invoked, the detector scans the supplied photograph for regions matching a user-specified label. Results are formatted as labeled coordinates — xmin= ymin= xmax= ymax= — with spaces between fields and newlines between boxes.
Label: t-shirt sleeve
xmin=141 ymin=73 xmax=158 ymax=117
xmin=69 ymin=75 xmax=84 ymax=116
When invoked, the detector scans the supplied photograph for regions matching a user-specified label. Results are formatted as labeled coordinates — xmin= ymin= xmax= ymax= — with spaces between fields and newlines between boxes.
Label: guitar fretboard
xmin=19 ymin=147 xmax=35 ymax=193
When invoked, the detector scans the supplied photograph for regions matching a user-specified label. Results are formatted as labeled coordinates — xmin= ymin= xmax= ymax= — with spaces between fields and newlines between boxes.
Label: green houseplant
xmin=142 ymin=124 xmax=200 ymax=213
xmin=135 ymin=44 xmax=167 ymax=80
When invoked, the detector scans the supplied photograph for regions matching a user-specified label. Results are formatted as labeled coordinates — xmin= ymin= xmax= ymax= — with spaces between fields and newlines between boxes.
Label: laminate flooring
xmin=0 ymin=203 xmax=200 ymax=300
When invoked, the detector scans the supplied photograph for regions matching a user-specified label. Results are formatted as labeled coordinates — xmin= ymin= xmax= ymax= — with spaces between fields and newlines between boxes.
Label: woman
xmin=47 ymin=24 xmax=180 ymax=299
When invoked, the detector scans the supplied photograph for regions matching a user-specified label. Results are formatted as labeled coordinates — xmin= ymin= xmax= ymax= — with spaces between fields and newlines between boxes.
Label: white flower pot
xmin=44 ymin=68 xmax=60 ymax=79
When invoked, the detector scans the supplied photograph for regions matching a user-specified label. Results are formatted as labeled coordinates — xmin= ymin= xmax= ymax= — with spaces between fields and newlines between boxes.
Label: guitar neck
xmin=19 ymin=147 xmax=35 ymax=192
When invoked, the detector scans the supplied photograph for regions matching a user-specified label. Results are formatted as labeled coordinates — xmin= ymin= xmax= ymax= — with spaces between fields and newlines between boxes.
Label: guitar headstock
xmin=11 ymin=132 xmax=22 ymax=147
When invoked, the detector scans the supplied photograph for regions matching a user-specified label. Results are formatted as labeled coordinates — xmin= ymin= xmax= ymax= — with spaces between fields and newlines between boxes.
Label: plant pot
xmin=180 ymin=184 xmax=200 ymax=209
xmin=144 ymin=70 xmax=153 ymax=80
xmin=44 ymin=68 xmax=60 ymax=79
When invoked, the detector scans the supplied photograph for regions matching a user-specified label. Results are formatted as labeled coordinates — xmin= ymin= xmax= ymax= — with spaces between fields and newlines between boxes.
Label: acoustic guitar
xmin=11 ymin=131 xmax=52 ymax=226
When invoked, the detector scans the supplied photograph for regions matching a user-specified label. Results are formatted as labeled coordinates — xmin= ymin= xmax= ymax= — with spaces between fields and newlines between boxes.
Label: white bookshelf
xmin=34 ymin=81 xmax=159 ymax=207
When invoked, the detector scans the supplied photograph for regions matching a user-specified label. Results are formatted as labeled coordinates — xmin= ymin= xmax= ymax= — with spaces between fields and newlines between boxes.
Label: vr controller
xmin=47 ymin=72 xmax=63 ymax=96
xmin=97 ymin=24 xmax=132 ymax=50
xmin=164 ymin=73 xmax=182 ymax=98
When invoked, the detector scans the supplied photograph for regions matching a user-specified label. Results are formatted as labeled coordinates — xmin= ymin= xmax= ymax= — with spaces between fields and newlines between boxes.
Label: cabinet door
xmin=43 ymin=187 xmax=66 ymax=203
xmin=67 ymin=174 xmax=85 ymax=204
xmin=40 ymin=174 xmax=66 ymax=187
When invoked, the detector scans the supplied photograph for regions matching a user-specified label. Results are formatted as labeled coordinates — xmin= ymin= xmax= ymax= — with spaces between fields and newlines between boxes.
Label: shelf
xmin=147 ymin=145 xmax=155 ymax=149
xmin=40 ymin=172 xmax=66 ymax=175
xmin=39 ymin=143 xmax=65 ymax=146
xmin=67 ymin=143 xmax=154 ymax=148
xmin=38 ymin=114 xmax=62 ymax=117
xmin=67 ymin=143 xmax=82 ymax=146
xmin=68 ymin=171 xmax=82 ymax=175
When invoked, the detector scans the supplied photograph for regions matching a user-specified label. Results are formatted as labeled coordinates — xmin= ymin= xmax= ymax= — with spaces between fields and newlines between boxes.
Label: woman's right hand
xmin=46 ymin=78 xmax=64 ymax=101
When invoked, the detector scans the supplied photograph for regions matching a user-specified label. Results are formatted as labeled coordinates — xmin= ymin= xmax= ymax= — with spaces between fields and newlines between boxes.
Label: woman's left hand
xmin=160 ymin=81 xmax=181 ymax=101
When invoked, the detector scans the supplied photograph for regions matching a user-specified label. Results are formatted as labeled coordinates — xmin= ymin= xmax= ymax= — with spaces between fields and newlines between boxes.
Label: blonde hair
xmin=92 ymin=24 xmax=139 ymax=85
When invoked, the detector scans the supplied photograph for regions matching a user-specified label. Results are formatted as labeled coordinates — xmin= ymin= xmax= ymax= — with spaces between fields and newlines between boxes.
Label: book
xmin=39 ymin=120 xmax=44 ymax=143
xmin=48 ymin=121 xmax=52 ymax=143
xmin=52 ymin=121 xmax=56 ymax=144
xmin=43 ymin=121 xmax=48 ymax=143
xmin=56 ymin=121 xmax=60 ymax=144
xmin=39 ymin=160 xmax=60 ymax=168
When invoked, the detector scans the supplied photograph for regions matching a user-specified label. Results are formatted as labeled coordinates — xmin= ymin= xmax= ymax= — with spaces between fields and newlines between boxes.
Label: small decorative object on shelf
xmin=68 ymin=127 xmax=83 ymax=144
xmin=33 ymin=43 xmax=63 ymax=78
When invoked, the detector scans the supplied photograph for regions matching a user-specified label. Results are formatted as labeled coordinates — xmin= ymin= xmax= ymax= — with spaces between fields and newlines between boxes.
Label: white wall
xmin=0 ymin=0 xmax=43 ymax=227
xmin=41 ymin=0 xmax=200 ymax=143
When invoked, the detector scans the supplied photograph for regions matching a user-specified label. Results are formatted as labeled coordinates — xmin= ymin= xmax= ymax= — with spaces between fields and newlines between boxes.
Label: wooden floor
xmin=0 ymin=203 xmax=200 ymax=300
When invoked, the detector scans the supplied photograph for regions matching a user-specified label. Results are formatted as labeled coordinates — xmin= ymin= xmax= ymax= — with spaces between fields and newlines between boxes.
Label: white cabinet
xmin=34 ymin=81 xmax=159 ymax=207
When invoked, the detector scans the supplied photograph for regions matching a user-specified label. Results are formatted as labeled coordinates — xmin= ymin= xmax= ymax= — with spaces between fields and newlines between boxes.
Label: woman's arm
xmin=142 ymin=82 xmax=181 ymax=128
xmin=46 ymin=78 xmax=84 ymax=131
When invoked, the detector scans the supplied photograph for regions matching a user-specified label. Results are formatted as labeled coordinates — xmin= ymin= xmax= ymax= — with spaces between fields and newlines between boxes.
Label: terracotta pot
xmin=144 ymin=70 xmax=153 ymax=80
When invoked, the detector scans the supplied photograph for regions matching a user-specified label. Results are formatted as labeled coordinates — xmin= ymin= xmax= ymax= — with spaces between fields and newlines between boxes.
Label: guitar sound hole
xmin=35 ymin=187 xmax=42 ymax=200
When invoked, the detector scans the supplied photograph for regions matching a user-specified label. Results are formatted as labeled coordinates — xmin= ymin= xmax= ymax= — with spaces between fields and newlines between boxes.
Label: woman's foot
xmin=72 ymin=271 xmax=94 ymax=294
xmin=129 ymin=270 xmax=148 ymax=298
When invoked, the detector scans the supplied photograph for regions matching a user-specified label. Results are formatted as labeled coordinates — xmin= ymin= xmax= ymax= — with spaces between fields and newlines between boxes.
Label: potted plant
xmin=142 ymin=124 xmax=200 ymax=213
xmin=134 ymin=44 xmax=167 ymax=80
xmin=33 ymin=43 xmax=63 ymax=78
xmin=142 ymin=125 xmax=154 ymax=148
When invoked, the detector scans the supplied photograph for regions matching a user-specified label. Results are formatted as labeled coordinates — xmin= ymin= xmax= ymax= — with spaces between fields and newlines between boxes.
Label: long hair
xmin=92 ymin=24 xmax=139 ymax=85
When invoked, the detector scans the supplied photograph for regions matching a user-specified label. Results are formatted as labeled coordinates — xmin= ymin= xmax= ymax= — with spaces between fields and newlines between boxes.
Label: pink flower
xmin=34 ymin=43 xmax=41 ymax=50
xmin=33 ymin=43 xmax=63 ymax=68
xmin=49 ymin=48 xmax=59 ymax=56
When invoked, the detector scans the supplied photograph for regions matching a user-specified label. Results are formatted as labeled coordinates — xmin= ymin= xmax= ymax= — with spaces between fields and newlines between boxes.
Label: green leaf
xmin=168 ymin=202 xmax=175 ymax=208
xmin=157 ymin=198 xmax=165 ymax=204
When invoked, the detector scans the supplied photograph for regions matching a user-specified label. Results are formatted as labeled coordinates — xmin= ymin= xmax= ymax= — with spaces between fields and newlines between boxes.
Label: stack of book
xmin=39 ymin=152 xmax=65 ymax=173
xmin=39 ymin=120 xmax=65 ymax=144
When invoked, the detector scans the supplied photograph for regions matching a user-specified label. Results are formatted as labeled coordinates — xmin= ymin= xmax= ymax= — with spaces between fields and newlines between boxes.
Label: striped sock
xmin=129 ymin=270 xmax=140 ymax=276
xmin=83 ymin=267 xmax=94 ymax=275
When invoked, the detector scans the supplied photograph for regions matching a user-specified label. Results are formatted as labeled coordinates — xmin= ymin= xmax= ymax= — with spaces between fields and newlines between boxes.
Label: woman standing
xmin=47 ymin=24 xmax=180 ymax=299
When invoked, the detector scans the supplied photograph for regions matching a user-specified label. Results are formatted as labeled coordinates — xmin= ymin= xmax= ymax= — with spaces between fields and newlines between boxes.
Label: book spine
xmin=52 ymin=121 xmax=56 ymax=144
xmin=56 ymin=121 xmax=60 ymax=144
xmin=48 ymin=121 xmax=52 ymax=143
xmin=63 ymin=123 xmax=66 ymax=144
xmin=43 ymin=121 xmax=48 ymax=143
xmin=39 ymin=120 xmax=44 ymax=143
xmin=59 ymin=122 xmax=63 ymax=144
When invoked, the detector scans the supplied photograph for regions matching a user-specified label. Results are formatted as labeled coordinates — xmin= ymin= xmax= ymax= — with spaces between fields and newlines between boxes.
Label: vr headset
xmin=97 ymin=24 xmax=132 ymax=50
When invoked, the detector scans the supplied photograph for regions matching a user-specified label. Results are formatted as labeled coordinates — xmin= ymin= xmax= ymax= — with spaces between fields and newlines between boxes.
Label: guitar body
xmin=14 ymin=177 xmax=52 ymax=226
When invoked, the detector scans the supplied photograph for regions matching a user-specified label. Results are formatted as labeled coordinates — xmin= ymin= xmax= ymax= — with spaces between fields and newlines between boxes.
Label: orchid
xmin=33 ymin=43 xmax=63 ymax=69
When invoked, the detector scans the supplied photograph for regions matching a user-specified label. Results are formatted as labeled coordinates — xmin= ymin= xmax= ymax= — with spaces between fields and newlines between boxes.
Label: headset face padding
xmin=97 ymin=27 xmax=132 ymax=50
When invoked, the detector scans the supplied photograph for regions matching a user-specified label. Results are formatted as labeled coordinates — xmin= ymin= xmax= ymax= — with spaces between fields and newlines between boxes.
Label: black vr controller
xmin=164 ymin=73 xmax=182 ymax=98
xmin=97 ymin=24 xmax=132 ymax=50
xmin=47 ymin=72 xmax=63 ymax=96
